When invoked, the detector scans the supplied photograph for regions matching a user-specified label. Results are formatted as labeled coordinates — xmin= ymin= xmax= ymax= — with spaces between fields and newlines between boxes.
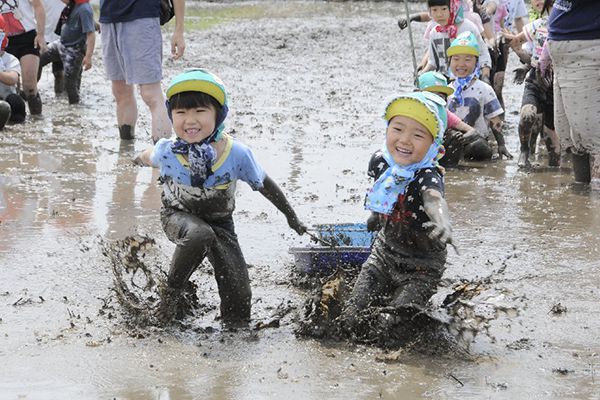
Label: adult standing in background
xmin=0 ymin=0 xmax=47 ymax=116
xmin=99 ymin=0 xmax=185 ymax=142
xmin=546 ymin=0 xmax=600 ymax=185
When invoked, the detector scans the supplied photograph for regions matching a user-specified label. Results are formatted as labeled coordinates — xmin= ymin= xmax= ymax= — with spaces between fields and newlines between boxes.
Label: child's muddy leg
xmin=163 ymin=213 xmax=216 ymax=288
xmin=206 ymin=222 xmax=251 ymax=323
xmin=463 ymin=137 xmax=493 ymax=161
xmin=440 ymin=129 xmax=464 ymax=167
xmin=518 ymin=104 xmax=541 ymax=168
xmin=157 ymin=211 xmax=216 ymax=323
xmin=544 ymin=126 xmax=561 ymax=167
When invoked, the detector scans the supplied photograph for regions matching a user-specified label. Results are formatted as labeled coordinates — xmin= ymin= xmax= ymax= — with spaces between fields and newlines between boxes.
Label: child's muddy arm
xmin=422 ymin=189 xmax=453 ymax=247
xmin=259 ymin=175 xmax=306 ymax=235
xmin=490 ymin=116 xmax=513 ymax=159
xmin=133 ymin=148 xmax=154 ymax=167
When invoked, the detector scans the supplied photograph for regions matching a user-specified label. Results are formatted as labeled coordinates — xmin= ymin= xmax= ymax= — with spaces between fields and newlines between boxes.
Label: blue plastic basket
xmin=313 ymin=223 xmax=376 ymax=247
xmin=290 ymin=223 xmax=376 ymax=274
xmin=289 ymin=246 xmax=372 ymax=275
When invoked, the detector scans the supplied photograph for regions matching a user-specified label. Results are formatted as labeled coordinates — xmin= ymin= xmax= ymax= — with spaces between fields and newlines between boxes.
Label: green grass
xmin=171 ymin=5 xmax=269 ymax=31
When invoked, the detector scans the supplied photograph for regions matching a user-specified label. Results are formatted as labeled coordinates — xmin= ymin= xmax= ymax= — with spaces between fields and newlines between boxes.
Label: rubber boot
xmin=572 ymin=152 xmax=591 ymax=183
xmin=27 ymin=93 xmax=42 ymax=115
xmin=119 ymin=124 xmax=135 ymax=140
xmin=0 ymin=101 xmax=11 ymax=130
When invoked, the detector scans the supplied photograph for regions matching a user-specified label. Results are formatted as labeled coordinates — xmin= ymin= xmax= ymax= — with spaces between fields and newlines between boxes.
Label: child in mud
xmin=417 ymin=71 xmax=480 ymax=166
xmin=38 ymin=0 xmax=96 ymax=104
xmin=340 ymin=91 xmax=453 ymax=340
xmin=446 ymin=32 xmax=513 ymax=161
xmin=136 ymin=69 xmax=307 ymax=326
xmin=0 ymin=15 xmax=26 ymax=127
xmin=502 ymin=0 xmax=559 ymax=168
xmin=420 ymin=0 xmax=492 ymax=82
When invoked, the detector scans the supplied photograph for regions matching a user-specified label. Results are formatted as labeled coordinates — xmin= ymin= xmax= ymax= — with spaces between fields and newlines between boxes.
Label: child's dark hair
xmin=168 ymin=91 xmax=224 ymax=125
xmin=428 ymin=0 xmax=450 ymax=7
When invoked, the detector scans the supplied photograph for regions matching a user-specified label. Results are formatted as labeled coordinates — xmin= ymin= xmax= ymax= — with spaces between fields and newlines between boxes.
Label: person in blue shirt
xmin=546 ymin=0 xmax=600 ymax=184
xmin=38 ymin=0 xmax=96 ymax=104
xmin=137 ymin=69 xmax=307 ymax=326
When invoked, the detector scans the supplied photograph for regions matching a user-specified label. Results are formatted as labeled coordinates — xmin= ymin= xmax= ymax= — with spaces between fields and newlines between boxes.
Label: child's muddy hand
xmin=513 ymin=66 xmax=528 ymax=85
xmin=397 ymin=17 xmax=408 ymax=30
xmin=366 ymin=212 xmax=381 ymax=232
xmin=422 ymin=221 xmax=452 ymax=248
xmin=498 ymin=145 xmax=514 ymax=160
xmin=287 ymin=216 xmax=307 ymax=235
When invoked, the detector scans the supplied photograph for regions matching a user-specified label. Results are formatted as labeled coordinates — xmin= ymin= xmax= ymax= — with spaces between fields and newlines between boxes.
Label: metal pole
xmin=403 ymin=0 xmax=418 ymax=84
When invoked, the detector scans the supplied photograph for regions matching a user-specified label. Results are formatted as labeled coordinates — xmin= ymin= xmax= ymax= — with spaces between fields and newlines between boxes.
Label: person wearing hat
xmin=418 ymin=71 xmax=481 ymax=166
xmin=0 ymin=15 xmax=27 ymax=128
xmin=420 ymin=0 xmax=492 ymax=82
xmin=446 ymin=31 xmax=513 ymax=161
xmin=137 ymin=69 xmax=307 ymax=326
xmin=341 ymin=92 xmax=454 ymax=340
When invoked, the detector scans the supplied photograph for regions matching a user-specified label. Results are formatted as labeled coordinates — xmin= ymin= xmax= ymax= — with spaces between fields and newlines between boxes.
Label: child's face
xmin=430 ymin=5 xmax=450 ymax=26
xmin=532 ymin=0 xmax=544 ymax=12
xmin=172 ymin=105 xmax=217 ymax=144
xmin=450 ymin=54 xmax=478 ymax=78
xmin=386 ymin=115 xmax=434 ymax=166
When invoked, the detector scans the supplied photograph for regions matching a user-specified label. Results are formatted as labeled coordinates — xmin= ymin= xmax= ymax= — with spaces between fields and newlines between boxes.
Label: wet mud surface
xmin=1 ymin=1 xmax=600 ymax=399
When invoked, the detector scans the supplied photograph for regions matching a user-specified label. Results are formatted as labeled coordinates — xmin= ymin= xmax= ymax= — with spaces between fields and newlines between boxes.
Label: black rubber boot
xmin=27 ymin=93 xmax=42 ymax=115
xmin=0 ymin=101 xmax=11 ymax=130
xmin=572 ymin=152 xmax=591 ymax=183
xmin=119 ymin=124 xmax=135 ymax=140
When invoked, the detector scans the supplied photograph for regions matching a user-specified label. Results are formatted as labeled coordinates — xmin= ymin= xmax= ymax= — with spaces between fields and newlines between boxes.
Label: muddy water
xmin=1 ymin=1 xmax=599 ymax=399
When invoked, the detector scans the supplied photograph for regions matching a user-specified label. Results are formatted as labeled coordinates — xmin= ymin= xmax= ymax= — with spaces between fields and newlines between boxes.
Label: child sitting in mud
xmin=502 ymin=0 xmax=559 ymax=168
xmin=420 ymin=0 xmax=492 ymax=82
xmin=340 ymin=91 xmax=453 ymax=342
xmin=446 ymin=32 xmax=513 ymax=161
xmin=417 ymin=71 xmax=479 ymax=166
xmin=136 ymin=69 xmax=307 ymax=326
xmin=0 ymin=15 xmax=26 ymax=127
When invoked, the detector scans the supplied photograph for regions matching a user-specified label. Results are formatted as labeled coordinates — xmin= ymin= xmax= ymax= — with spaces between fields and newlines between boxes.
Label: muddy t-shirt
xmin=151 ymin=135 xmax=266 ymax=219
xmin=447 ymin=79 xmax=503 ymax=139
xmin=368 ymin=150 xmax=446 ymax=256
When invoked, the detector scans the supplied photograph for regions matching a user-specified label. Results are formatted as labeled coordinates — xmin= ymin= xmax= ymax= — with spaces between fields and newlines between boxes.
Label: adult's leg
xmin=112 ymin=80 xmax=138 ymax=140
xmin=20 ymin=54 xmax=42 ymax=115
xmin=206 ymin=219 xmax=252 ymax=322
xmin=139 ymin=82 xmax=172 ymax=142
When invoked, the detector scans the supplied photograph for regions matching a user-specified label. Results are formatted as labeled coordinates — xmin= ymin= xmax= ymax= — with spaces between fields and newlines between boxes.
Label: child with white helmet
xmin=137 ymin=69 xmax=306 ymax=325
xmin=341 ymin=92 xmax=454 ymax=337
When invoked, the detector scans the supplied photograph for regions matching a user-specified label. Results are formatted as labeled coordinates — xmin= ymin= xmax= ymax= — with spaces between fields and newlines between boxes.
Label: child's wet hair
xmin=428 ymin=0 xmax=450 ymax=7
xmin=169 ymin=90 xmax=222 ymax=112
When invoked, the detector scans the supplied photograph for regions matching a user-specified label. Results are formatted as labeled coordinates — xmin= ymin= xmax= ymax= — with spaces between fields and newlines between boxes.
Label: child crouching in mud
xmin=136 ymin=69 xmax=306 ymax=326
xmin=340 ymin=92 xmax=454 ymax=342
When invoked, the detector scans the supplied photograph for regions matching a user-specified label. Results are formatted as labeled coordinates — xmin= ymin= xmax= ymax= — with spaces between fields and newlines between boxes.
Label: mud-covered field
xmin=1 ymin=2 xmax=600 ymax=399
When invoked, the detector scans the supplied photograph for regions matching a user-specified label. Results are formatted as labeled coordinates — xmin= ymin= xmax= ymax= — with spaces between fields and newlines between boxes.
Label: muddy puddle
xmin=1 ymin=1 xmax=600 ymax=399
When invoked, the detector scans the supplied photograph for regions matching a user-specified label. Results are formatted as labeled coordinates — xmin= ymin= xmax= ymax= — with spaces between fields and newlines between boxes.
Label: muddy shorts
xmin=161 ymin=209 xmax=252 ymax=321
xmin=101 ymin=18 xmax=162 ymax=85
xmin=548 ymin=39 xmax=600 ymax=155
xmin=345 ymin=237 xmax=446 ymax=314
xmin=5 ymin=30 xmax=40 ymax=59
xmin=521 ymin=72 xmax=554 ymax=130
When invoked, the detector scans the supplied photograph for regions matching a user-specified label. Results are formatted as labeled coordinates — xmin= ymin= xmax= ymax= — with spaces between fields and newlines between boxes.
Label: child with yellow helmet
xmin=138 ymin=69 xmax=306 ymax=325
xmin=446 ymin=31 xmax=513 ymax=161
xmin=341 ymin=92 xmax=454 ymax=338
